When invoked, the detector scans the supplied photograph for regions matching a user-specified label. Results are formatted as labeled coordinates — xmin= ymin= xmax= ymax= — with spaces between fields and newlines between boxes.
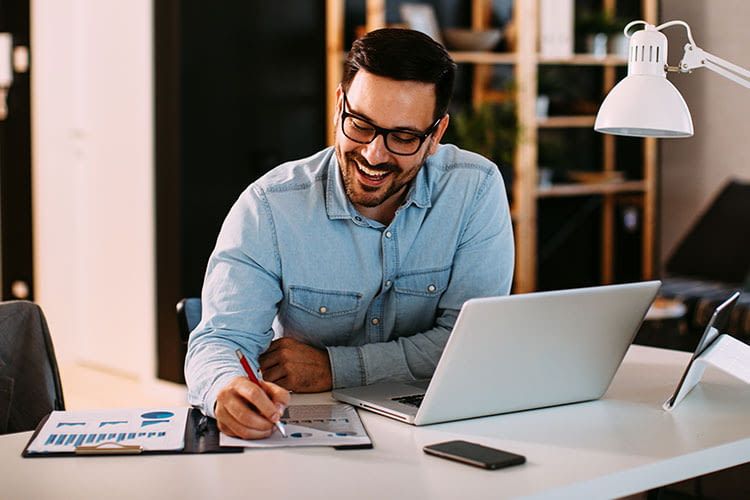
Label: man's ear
xmin=427 ymin=114 xmax=450 ymax=156
xmin=333 ymin=85 xmax=343 ymax=126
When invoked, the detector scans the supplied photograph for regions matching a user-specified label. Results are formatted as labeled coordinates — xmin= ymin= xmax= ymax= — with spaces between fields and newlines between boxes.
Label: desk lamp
xmin=594 ymin=20 xmax=750 ymax=138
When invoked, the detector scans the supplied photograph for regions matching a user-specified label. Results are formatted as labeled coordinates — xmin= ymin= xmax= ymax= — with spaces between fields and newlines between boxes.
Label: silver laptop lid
xmin=414 ymin=281 xmax=660 ymax=425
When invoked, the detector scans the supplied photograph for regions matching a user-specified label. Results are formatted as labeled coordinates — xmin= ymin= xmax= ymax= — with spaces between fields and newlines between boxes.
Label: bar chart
xmin=26 ymin=407 xmax=189 ymax=454
xmin=44 ymin=431 xmax=168 ymax=448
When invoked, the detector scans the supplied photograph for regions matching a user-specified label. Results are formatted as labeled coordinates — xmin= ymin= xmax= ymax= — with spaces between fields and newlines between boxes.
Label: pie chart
xmin=141 ymin=411 xmax=175 ymax=419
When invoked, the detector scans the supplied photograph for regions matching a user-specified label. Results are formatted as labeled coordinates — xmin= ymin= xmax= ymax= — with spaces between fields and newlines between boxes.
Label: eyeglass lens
xmin=342 ymin=115 xmax=424 ymax=155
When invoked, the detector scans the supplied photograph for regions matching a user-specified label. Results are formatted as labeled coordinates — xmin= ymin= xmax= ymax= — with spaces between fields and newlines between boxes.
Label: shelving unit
xmin=325 ymin=0 xmax=658 ymax=293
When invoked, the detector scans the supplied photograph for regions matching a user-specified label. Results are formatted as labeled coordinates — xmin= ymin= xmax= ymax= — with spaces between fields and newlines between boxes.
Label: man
xmin=185 ymin=28 xmax=514 ymax=439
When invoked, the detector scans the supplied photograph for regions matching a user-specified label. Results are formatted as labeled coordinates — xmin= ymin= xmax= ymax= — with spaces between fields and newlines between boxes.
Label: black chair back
xmin=176 ymin=298 xmax=202 ymax=343
xmin=0 ymin=301 xmax=65 ymax=434
xmin=666 ymin=179 xmax=750 ymax=284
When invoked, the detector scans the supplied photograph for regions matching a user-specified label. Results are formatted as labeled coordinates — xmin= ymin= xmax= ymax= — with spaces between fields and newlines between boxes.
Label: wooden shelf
xmin=327 ymin=0 xmax=659 ymax=293
xmin=480 ymin=89 xmax=514 ymax=103
xmin=537 ymin=115 xmax=597 ymax=128
xmin=538 ymin=54 xmax=628 ymax=66
xmin=450 ymin=51 xmax=517 ymax=64
xmin=536 ymin=180 xmax=646 ymax=198
xmin=450 ymin=53 xmax=627 ymax=66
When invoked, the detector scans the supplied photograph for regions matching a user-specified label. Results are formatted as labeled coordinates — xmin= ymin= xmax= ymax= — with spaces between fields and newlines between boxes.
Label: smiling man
xmin=185 ymin=29 xmax=514 ymax=439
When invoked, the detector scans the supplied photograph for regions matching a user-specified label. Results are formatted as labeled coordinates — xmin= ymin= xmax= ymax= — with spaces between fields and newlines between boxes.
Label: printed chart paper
xmin=25 ymin=407 xmax=189 ymax=454
xmin=220 ymin=404 xmax=371 ymax=448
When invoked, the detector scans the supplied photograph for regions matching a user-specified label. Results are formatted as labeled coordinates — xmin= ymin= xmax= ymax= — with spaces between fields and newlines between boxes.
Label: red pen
xmin=235 ymin=349 xmax=287 ymax=437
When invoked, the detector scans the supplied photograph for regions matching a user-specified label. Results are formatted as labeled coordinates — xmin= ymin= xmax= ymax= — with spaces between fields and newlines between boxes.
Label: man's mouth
xmin=356 ymin=161 xmax=390 ymax=181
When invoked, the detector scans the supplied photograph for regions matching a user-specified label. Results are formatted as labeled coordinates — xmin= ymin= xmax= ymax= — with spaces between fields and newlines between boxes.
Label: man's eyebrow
xmin=347 ymin=103 xmax=425 ymax=134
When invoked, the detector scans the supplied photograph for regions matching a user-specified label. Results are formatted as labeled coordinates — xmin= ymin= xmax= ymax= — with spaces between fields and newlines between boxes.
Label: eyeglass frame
xmin=340 ymin=91 xmax=443 ymax=156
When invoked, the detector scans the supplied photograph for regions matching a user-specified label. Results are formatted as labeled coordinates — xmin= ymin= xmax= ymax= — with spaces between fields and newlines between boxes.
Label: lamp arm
xmin=679 ymin=44 xmax=750 ymax=89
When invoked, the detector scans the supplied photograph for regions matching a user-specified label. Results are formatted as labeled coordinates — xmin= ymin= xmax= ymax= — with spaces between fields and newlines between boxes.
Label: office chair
xmin=176 ymin=297 xmax=202 ymax=343
xmin=0 ymin=301 xmax=65 ymax=434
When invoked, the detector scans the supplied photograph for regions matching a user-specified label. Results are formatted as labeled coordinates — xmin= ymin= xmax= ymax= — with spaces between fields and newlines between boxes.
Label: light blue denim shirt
xmin=185 ymin=144 xmax=514 ymax=417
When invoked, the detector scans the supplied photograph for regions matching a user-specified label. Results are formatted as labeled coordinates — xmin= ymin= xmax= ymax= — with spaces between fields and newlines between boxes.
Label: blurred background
xmin=0 ymin=0 xmax=747 ymax=402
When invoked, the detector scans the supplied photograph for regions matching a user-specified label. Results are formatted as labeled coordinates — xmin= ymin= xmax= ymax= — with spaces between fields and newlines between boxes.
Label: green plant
xmin=445 ymin=100 xmax=518 ymax=167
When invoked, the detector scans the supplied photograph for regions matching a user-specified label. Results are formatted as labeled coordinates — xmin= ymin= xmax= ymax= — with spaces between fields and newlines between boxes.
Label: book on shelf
xmin=539 ymin=0 xmax=574 ymax=58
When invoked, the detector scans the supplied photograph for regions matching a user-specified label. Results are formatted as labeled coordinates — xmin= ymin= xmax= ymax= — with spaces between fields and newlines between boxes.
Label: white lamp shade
xmin=594 ymin=73 xmax=694 ymax=138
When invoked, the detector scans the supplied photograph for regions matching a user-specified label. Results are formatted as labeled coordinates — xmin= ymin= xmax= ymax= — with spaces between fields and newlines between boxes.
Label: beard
xmin=335 ymin=147 xmax=430 ymax=208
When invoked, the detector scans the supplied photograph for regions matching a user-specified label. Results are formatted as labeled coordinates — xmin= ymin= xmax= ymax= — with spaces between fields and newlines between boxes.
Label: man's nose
xmin=360 ymin=133 xmax=390 ymax=165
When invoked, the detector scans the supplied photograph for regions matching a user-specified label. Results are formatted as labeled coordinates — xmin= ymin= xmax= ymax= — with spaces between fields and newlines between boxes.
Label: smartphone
xmin=423 ymin=440 xmax=526 ymax=470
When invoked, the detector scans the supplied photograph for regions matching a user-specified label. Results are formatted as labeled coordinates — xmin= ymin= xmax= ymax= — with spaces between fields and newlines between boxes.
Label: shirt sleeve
xmin=184 ymin=185 xmax=283 ymax=417
xmin=327 ymin=167 xmax=515 ymax=387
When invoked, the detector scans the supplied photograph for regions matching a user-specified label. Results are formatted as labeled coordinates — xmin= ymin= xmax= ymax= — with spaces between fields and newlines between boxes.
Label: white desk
xmin=2 ymin=345 xmax=749 ymax=499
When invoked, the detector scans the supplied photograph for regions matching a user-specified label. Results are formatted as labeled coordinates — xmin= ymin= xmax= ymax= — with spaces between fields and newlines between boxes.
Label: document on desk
xmin=220 ymin=404 xmax=372 ymax=448
xmin=25 ymin=407 xmax=190 ymax=454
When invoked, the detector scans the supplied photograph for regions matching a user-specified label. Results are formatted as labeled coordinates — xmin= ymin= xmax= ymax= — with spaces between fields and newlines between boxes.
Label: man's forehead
xmin=348 ymin=70 xmax=436 ymax=97
xmin=346 ymin=71 xmax=436 ymax=128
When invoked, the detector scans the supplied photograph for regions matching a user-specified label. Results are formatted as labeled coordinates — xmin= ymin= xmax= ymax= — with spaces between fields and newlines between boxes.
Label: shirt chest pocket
xmin=393 ymin=266 xmax=451 ymax=333
xmin=285 ymin=286 xmax=362 ymax=344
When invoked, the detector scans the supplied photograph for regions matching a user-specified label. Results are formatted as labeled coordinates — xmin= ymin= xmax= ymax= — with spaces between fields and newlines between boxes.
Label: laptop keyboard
xmin=391 ymin=394 xmax=424 ymax=407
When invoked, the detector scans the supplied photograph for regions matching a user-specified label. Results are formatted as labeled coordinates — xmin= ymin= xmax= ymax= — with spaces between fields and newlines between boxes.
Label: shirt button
xmin=385 ymin=280 xmax=392 ymax=288
xmin=319 ymin=306 xmax=328 ymax=314
xmin=354 ymin=216 xmax=362 ymax=222
xmin=371 ymin=317 xmax=380 ymax=326
xmin=384 ymin=231 xmax=392 ymax=238
xmin=427 ymin=284 xmax=436 ymax=293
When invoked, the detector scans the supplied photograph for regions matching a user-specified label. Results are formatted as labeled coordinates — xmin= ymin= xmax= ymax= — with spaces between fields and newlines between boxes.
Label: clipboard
xmin=22 ymin=408 xmax=243 ymax=457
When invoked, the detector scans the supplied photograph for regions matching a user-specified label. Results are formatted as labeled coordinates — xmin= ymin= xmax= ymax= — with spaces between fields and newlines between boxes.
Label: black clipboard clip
xmin=196 ymin=414 xmax=209 ymax=436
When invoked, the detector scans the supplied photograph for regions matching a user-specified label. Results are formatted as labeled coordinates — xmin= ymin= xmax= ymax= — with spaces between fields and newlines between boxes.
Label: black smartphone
xmin=423 ymin=440 xmax=526 ymax=470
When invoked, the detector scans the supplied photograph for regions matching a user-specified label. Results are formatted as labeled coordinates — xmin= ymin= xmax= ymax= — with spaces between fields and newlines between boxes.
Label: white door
xmin=32 ymin=0 xmax=155 ymax=380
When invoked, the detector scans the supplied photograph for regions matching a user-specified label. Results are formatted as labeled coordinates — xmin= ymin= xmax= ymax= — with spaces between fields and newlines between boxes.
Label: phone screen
xmin=423 ymin=440 xmax=526 ymax=470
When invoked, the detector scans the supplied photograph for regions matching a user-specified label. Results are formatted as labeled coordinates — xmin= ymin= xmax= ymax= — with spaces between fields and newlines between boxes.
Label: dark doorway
xmin=0 ymin=0 xmax=32 ymax=301
xmin=155 ymin=1 xmax=327 ymax=382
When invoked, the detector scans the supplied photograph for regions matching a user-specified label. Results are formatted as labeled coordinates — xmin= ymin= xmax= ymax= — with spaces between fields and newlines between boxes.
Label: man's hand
xmin=214 ymin=376 xmax=290 ymax=439
xmin=259 ymin=337 xmax=333 ymax=393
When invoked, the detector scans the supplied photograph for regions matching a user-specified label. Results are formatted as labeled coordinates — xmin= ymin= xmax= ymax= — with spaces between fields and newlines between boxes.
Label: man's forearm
xmin=327 ymin=314 xmax=456 ymax=388
xmin=185 ymin=326 xmax=273 ymax=417
xmin=185 ymin=339 xmax=244 ymax=417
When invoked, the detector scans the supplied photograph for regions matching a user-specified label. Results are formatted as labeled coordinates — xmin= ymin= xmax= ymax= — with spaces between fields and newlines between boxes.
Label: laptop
xmin=333 ymin=280 xmax=661 ymax=425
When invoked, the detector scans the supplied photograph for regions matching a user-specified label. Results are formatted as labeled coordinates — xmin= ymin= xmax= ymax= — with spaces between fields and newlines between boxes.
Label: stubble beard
xmin=335 ymin=146 xmax=429 ymax=208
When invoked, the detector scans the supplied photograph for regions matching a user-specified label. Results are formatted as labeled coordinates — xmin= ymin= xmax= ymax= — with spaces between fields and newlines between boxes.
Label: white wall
xmin=660 ymin=0 xmax=750 ymax=265
xmin=31 ymin=0 xmax=155 ymax=379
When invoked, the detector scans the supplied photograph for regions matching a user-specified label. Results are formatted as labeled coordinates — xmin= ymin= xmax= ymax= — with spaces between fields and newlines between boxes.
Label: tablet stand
xmin=663 ymin=291 xmax=747 ymax=411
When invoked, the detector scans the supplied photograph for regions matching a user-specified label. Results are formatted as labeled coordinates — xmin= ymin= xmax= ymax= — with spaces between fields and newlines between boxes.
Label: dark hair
xmin=342 ymin=28 xmax=457 ymax=121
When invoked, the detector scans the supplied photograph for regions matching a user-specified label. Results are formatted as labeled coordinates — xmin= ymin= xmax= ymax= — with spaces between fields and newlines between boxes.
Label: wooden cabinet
xmin=326 ymin=0 xmax=658 ymax=293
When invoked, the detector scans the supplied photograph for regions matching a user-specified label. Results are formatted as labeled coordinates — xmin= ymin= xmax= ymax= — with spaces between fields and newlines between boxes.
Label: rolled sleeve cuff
xmin=202 ymin=371 xmax=244 ymax=418
xmin=327 ymin=345 xmax=366 ymax=388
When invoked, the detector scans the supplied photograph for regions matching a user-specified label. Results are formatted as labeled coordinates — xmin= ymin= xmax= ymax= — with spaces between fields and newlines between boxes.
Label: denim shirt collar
xmin=325 ymin=147 xmax=433 ymax=221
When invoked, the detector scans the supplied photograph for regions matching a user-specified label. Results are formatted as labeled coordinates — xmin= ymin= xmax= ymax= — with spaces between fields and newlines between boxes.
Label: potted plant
xmin=445 ymin=97 xmax=518 ymax=192
xmin=448 ymin=102 xmax=517 ymax=165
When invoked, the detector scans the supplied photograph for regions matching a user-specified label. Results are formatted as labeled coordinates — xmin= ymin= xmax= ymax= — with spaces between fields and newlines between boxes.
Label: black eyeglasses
xmin=340 ymin=92 xmax=442 ymax=156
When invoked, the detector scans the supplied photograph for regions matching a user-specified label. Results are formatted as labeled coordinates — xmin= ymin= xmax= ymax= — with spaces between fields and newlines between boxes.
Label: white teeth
xmin=357 ymin=163 xmax=388 ymax=179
